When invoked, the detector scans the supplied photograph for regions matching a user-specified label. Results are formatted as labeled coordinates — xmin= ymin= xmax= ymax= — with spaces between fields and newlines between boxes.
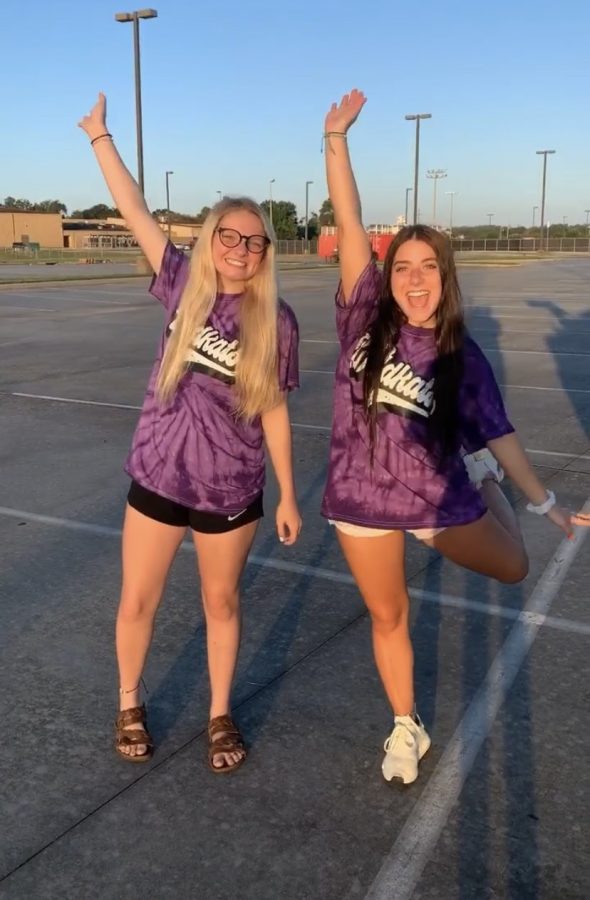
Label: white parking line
xmin=299 ymin=373 xmax=590 ymax=395
xmin=8 ymin=392 xmax=590 ymax=460
xmin=0 ymin=504 xmax=589 ymax=637
xmin=364 ymin=503 xmax=590 ymax=900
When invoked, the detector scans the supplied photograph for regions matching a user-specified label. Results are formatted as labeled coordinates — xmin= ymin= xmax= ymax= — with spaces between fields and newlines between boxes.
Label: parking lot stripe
xmin=1 ymin=505 xmax=589 ymax=637
xmin=363 ymin=502 xmax=590 ymax=900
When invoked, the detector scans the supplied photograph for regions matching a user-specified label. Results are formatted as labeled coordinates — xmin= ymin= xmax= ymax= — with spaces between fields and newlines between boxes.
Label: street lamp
xmin=304 ymin=180 xmax=313 ymax=246
xmin=114 ymin=8 xmax=158 ymax=195
xmin=532 ymin=205 xmax=538 ymax=227
xmin=404 ymin=187 xmax=412 ymax=225
xmin=445 ymin=191 xmax=457 ymax=236
xmin=165 ymin=169 xmax=173 ymax=240
xmin=426 ymin=169 xmax=447 ymax=225
xmin=405 ymin=113 xmax=432 ymax=224
xmin=487 ymin=213 xmax=494 ymax=227
xmin=536 ymin=149 xmax=556 ymax=250
xmin=216 ymin=190 xmax=222 ymax=203
xmin=269 ymin=178 xmax=276 ymax=229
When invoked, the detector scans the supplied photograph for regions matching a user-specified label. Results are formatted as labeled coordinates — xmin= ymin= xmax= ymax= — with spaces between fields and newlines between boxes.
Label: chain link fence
xmin=451 ymin=237 xmax=590 ymax=253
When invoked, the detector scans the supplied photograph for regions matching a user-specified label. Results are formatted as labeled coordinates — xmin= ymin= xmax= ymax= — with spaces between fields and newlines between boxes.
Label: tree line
xmin=0 ymin=196 xmax=336 ymax=239
xmin=3 ymin=196 xmax=587 ymax=240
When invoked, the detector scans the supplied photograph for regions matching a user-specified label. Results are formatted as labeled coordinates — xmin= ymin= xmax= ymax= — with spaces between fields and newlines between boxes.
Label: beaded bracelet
xmin=526 ymin=489 xmax=556 ymax=515
xmin=321 ymin=131 xmax=348 ymax=153
xmin=90 ymin=132 xmax=113 ymax=146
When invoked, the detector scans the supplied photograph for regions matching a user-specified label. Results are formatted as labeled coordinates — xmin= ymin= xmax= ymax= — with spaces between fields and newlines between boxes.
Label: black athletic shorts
xmin=127 ymin=480 xmax=263 ymax=534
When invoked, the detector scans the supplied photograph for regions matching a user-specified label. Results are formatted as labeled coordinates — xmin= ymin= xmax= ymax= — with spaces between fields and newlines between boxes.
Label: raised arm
xmin=78 ymin=93 xmax=167 ymax=274
xmin=324 ymin=90 xmax=372 ymax=302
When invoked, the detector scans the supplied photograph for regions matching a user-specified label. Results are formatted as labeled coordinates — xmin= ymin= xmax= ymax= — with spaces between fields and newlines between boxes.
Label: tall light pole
xmin=487 ymin=213 xmax=494 ymax=227
xmin=445 ymin=191 xmax=457 ymax=236
xmin=532 ymin=205 xmax=538 ymax=227
xmin=216 ymin=190 xmax=222 ymax=203
xmin=586 ymin=209 xmax=590 ymax=236
xmin=405 ymin=113 xmax=432 ymax=224
xmin=536 ymin=149 xmax=556 ymax=251
xmin=304 ymin=180 xmax=313 ymax=246
xmin=404 ymin=187 xmax=413 ymax=225
xmin=115 ymin=9 xmax=158 ymax=195
xmin=269 ymin=178 xmax=276 ymax=229
xmin=165 ymin=169 xmax=173 ymax=240
xmin=426 ymin=169 xmax=447 ymax=225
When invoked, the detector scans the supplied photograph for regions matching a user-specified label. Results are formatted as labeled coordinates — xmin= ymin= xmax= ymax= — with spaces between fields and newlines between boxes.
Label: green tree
xmin=260 ymin=200 xmax=298 ymax=239
xmin=70 ymin=204 xmax=120 ymax=219
xmin=36 ymin=199 xmax=67 ymax=214
xmin=195 ymin=206 xmax=211 ymax=224
xmin=319 ymin=198 xmax=334 ymax=226
xmin=297 ymin=213 xmax=319 ymax=240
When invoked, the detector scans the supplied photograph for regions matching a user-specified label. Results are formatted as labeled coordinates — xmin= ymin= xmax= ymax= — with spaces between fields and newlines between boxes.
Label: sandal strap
xmin=208 ymin=714 xmax=239 ymax=739
xmin=116 ymin=704 xmax=147 ymax=729
xmin=117 ymin=728 xmax=153 ymax=748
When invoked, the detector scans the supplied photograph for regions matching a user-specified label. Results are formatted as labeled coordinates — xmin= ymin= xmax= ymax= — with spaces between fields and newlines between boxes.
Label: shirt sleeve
xmin=277 ymin=300 xmax=300 ymax=392
xmin=459 ymin=338 xmax=515 ymax=452
xmin=149 ymin=241 xmax=190 ymax=312
xmin=335 ymin=261 xmax=383 ymax=348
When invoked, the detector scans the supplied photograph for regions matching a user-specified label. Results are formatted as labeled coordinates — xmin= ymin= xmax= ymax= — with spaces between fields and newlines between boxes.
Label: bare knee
xmin=498 ymin=551 xmax=529 ymax=584
xmin=202 ymin=586 xmax=239 ymax=623
xmin=118 ymin=588 xmax=161 ymax=623
xmin=369 ymin=594 xmax=409 ymax=635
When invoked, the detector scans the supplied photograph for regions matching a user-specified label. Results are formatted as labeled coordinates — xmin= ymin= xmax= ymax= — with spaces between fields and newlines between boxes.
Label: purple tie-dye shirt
xmin=321 ymin=262 xmax=514 ymax=529
xmin=125 ymin=242 xmax=299 ymax=514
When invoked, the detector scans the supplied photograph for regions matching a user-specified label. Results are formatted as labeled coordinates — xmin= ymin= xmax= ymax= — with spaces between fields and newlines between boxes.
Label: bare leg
xmin=192 ymin=520 xmax=259 ymax=768
xmin=116 ymin=504 xmax=186 ymax=756
xmin=336 ymin=529 xmax=414 ymax=716
xmin=425 ymin=509 xmax=529 ymax=583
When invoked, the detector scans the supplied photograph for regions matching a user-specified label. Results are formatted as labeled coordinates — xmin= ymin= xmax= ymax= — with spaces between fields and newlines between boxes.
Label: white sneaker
xmin=381 ymin=714 xmax=431 ymax=785
xmin=462 ymin=447 xmax=504 ymax=489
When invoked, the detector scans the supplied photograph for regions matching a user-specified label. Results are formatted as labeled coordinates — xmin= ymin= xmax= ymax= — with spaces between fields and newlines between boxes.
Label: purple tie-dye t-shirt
xmin=125 ymin=242 xmax=299 ymax=514
xmin=321 ymin=262 xmax=514 ymax=529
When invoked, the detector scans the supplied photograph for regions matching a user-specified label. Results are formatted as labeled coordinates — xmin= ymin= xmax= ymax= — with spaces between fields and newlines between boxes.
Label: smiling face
xmin=211 ymin=208 xmax=269 ymax=293
xmin=390 ymin=238 xmax=443 ymax=328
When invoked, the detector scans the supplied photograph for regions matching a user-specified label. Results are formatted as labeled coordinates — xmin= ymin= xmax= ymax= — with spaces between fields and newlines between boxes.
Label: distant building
xmin=0 ymin=212 xmax=63 ymax=248
xmin=0 ymin=212 xmax=203 ymax=250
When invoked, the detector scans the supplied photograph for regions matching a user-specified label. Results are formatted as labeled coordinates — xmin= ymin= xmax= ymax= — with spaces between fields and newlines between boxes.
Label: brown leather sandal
xmin=207 ymin=714 xmax=246 ymax=774
xmin=115 ymin=704 xmax=153 ymax=763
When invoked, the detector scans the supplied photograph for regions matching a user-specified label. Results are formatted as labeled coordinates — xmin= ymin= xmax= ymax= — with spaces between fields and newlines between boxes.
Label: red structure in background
xmin=318 ymin=224 xmax=401 ymax=262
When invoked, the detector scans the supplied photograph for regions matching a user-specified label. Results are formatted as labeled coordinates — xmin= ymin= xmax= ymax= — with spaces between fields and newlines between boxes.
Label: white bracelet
xmin=526 ymin=490 xmax=556 ymax=515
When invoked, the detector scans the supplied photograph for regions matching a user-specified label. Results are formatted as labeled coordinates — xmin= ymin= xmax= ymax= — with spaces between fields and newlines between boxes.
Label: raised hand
xmin=78 ymin=93 xmax=108 ymax=142
xmin=325 ymin=89 xmax=367 ymax=134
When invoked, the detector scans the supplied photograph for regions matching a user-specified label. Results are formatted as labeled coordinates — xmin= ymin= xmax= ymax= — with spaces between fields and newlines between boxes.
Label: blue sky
xmin=2 ymin=0 xmax=589 ymax=226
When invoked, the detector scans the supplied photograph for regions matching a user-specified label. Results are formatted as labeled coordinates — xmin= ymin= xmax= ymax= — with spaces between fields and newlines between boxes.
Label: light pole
xmin=216 ymin=190 xmax=222 ymax=203
xmin=536 ymin=149 xmax=556 ymax=250
xmin=445 ymin=191 xmax=457 ymax=236
xmin=304 ymin=180 xmax=313 ymax=246
xmin=426 ymin=169 xmax=447 ymax=225
xmin=404 ymin=187 xmax=412 ymax=225
xmin=487 ymin=213 xmax=494 ymax=227
xmin=405 ymin=113 xmax=432 ymax=224
xmin=165 ymin=169 xmax=173 ymax=240
xmin=269 ymin=178 xmax=276 ymax=229
xmin=115 ymin=8 xmax=158 ymax=195
xmin=532 ymin=205 xmax=538 ymax=227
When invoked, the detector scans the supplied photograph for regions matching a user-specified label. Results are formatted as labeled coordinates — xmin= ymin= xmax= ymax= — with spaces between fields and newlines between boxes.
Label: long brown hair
xmin=362 ymin=225 xmax=465 ymax=457
xmin=156 ymin=196 xmax=280 ymax=419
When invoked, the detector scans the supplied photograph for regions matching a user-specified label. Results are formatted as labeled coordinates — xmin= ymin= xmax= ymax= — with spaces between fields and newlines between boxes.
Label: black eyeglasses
xmin=215 ymin=227 xmax=270 ymax=254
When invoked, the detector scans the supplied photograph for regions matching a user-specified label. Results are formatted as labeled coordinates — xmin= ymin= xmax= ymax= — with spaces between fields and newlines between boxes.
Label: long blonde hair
xmin=156 ymin=196 xmax=280 ymax=419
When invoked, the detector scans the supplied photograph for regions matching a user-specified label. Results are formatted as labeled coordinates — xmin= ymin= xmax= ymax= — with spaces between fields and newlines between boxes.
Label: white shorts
xmin=329 ymin=448 xmax=503 ymax=543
